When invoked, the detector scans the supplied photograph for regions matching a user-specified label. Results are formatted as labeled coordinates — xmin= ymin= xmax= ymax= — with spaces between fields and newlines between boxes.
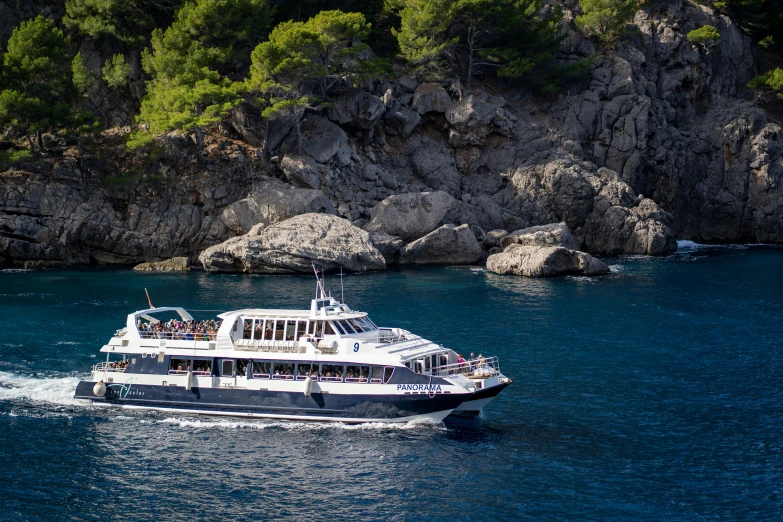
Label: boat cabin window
xmin=296 ymin=321 xmax=308 ymax=339
xmin=348 ymin=319 xmax=366 ymax=333
xmin=330 ymin=321 xmax=346 ymax=335
xmin=193 ymin=359 xmax=212 ymax=375
xmin=285 ymin=321 xmax=297 ymax=341
xmin=296 ymin=362 xmax=318 ymax=380
xmin=345 ymin=365 xmax=369 ymax=383
xmin=221 ymin=359 xmax=234 ymax=377
xmin=273 ymin=320 xmax=285 ymax=340
xmin=253 ymin=320 xmax=263 ymax=340
xmin=253 ymin=361 xmax=272 ymax=378
xmin=272 ymin=362 xmax=294 ymax=379
xmin=243 ymin=319 xmax=253 ymax=339
xmin=370 ymin=366 xmax=394 ymax=383
xmin=339 ymin=320 xmax=356 ymax=334
xmin=236 ymin=359 xmax=249 ymax=376
xmin=169 ymin=358 xmax=190 ymax=374
xmin=320 ymin=364 xmax=344 ymax=382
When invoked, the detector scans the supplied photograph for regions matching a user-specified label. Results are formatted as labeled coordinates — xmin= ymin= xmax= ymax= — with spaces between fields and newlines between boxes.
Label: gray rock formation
xmin=219 ymin=179 xmax=335 ymax=235
xmin=398 ymin=224 xmax=483 ymax=265
xmin=487 ymin=245 xmax=610 ymax=277
xmin=199 ymin=213 xmax=385 ymax=273
xmin=279 ymin=155 xmax=321 ymax=190
xmin=500 ymin=222 xmax=580 ymax=250
xmin=133 ymin=257 xmax=190 ymax=272
xmin=326 ymin=90 xmax=386 ymax=130
xmin=282 ymin=115 xmax=347 ymax=163
xmin=364 ymin=191 xmax=457 ymax=242
xmin=368 ymin=232 xmax=405 ymax=264
xmin=412 ymin=84 xmax=452 ymax=114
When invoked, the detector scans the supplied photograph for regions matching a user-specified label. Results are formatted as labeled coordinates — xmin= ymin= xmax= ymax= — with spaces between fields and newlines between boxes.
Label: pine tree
xmin=135 ymin=0 xmax=274 ymax=152
xmin=391 ymin=0 xmax=574 ymax=95
xmin=0 ymin=16 xmax=73 ymax=152
xmin=575 ymin=0 xmax=639 ymax=44
xmin=242 ymin=10 xmax=384 ymax=155
xmin=63 ymin=0 xmax=181 ymax=47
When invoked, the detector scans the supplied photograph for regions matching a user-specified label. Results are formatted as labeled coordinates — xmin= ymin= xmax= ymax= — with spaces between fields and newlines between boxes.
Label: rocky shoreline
xmin=2 ymin=0 xmax=782 ymax=277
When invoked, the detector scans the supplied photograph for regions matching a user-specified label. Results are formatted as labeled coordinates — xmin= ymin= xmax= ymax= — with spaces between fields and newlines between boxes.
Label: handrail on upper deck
xmin=431 ymin=356 xmax=500 ymax=378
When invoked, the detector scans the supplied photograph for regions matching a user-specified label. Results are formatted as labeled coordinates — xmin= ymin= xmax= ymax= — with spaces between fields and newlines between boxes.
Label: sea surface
xmin=1 ymin=242 xmax=782 ymax=521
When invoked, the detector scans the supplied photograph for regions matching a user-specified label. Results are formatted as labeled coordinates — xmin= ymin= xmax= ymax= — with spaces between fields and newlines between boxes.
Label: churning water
xmin=2 ymin=244 xmax=783 ymax=520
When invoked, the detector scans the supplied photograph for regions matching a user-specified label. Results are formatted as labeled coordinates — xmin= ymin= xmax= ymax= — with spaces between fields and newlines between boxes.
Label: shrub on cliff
xmin=575 ymin=0 xmax=639 ymax=44
xmin=240 ymin=10 xmax=388 ymax=154
xmin=748 ymin=67 xmax=783 ymax=98
xmin=135 ymin=0 xmax=275 ymax=152
xmin=390 ymin=0 xmax=578 ymax=94
xmin=63 ymin=0 xmax=181 ymax=47
xmin=687 ymin=25 xmax=720 ymax=50
xmin=0 ymin=16 xmax=73 ymax=152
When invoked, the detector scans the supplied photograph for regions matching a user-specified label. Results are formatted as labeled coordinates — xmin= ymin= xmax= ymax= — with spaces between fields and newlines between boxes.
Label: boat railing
xmin=431 ymin=356 xmax=500 ymax=378
xmin=140 ymin=331 xmax=218 ymax=341
xmin=234 ymin=339 xmax=307 ymax=353
xmin=93 ymin=362 xmax=127 ymax=373
xmin=378 ymin=328 xmax=409 ymax=344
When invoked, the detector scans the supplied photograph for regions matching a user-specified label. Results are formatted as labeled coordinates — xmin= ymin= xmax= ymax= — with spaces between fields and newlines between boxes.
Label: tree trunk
xmin=262 ymin=118 xmax=270 ymax=159
xmin=27 ymin=135 xmax=35 ymax=152
xmin=295 ymin=113 xmax=303 ymax=156
xmin=465 ymin=25 xmax=475 ymax=96
xmin=36 ymin=131 xmax=44 ymax=153
xmin=195 ymin=128 xmax=204 ymax=161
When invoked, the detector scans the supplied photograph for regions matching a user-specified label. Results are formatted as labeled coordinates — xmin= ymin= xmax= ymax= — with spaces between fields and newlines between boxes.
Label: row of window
xmin=168 ymin=358 xmax=394 ymax=384
xmin=239 ymin=317 xmax=378 ymax=341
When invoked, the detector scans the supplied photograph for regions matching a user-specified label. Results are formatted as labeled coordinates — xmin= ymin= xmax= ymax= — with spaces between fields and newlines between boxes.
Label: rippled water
xmin=2 ymin=243 xmax=783 ymax=520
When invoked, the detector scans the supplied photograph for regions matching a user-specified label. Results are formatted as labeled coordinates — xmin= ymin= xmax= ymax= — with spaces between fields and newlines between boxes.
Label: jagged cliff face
xmin=1 ymin=0 xmax=782 ymax=267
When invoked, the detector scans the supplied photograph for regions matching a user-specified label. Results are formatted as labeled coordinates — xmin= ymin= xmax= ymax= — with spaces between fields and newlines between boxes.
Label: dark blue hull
xmin=74 ymin=381 xmax=467 ymax=422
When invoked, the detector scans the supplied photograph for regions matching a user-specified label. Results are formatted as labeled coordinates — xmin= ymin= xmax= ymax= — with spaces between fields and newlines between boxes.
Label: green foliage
xmin=137 ymin=0 xmax=272 ymax=149
xmin=575 ymin=0 xmax=639 ymax=43
xmin=245 ymin=9 xmax=381 ymax=93
xmin=714 ymin=1 xmax=728 ymax=9
xmin=0 ymin=148 xmax=34 ymax=170
xmin=391 ymin=0 xmax=579 ymax=93
xmin=72 ymin=52 xmax=96 ymax=96
xmin=748 ymin=67 xmax=783 ymax=98
xmin=125 ymin=128 xmax=156 ymax=150
xmin=0 ymin=16 xmax=74 ymax=150
xmin=758 ymin=35 xmax=774 ymax=48
xmin=101 ymin=54 xmax=131 ymax=90
xmin=142 ymin=0 xmax=275 ymax=80
xmin=687 ymin=25 xmax=720 ymax=45
xmin=63 ymin=0 xmax=180 ymax=46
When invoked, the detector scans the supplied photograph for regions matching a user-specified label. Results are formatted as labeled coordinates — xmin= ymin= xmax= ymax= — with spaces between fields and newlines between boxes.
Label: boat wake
xmin=136 ymin=415 xmax=446 ymax=432
xmin=0 ymin=371 xmax=86 ymax=407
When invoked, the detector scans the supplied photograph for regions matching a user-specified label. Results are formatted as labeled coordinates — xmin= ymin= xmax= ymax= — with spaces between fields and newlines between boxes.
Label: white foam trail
xmin=0 ymin=371 xmax=86 ymax=407
xmin=153 ymin=416 xmax=446 ymax=431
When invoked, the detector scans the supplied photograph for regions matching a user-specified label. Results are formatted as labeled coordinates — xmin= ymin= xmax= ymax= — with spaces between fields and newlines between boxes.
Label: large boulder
xmin=398 ymin=224 xmax=483 ymax=265
xmin=487 ymin=245 xmax=610 ymax=278
xmin=219 ymin=179 xmax=336 ymax=235
xmin=500 ymin=222 xmax=580 ymax=250
xmin=364 ymin=191 xmax=457 ymax=242
xmin=133 ymin=257 xmax=190 ymax=272
xmin=200 ymin=213 xmax=385 ymax=274
xmin=383 ymin=105 xmax=421 ymax=136
xmin=281 ymin=115 xmax=347 ymax=163
xmin=326 ymin=90 xmax=386 ymax=129
xmin=279 ymin=154 xmax=321 ymax=190
xmin=412 ymin=83 xmax=452 ymax=114
xmin=368 ymin=231 xmax=405 ymax=264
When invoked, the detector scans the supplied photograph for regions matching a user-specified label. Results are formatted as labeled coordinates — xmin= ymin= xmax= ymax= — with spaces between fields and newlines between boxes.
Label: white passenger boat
xmin=75 ymin=283 xmax=512 ymax=423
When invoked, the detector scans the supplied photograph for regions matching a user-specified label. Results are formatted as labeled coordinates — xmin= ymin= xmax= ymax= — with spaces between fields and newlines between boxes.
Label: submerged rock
xmin=133 ymin=257 xmax=190 ymax=272
xmin=398 ymin=224 xmax=483 ymax=265
xmin=487 ymin=245 xmax=609 ymax=278
xmin=199 ymin=213 xmax=385 ymax=274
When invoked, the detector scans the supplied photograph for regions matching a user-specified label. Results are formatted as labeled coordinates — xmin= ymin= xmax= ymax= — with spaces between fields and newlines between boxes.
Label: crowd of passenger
xmin=138 ymin=318 xmax=221 ymax=341
xmin=106 ymin=360 xmax=129 ymax=370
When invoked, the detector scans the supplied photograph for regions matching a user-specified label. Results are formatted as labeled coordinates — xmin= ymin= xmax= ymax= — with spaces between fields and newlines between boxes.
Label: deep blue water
xmin=1 ymin=243 xmax=783 ymax=521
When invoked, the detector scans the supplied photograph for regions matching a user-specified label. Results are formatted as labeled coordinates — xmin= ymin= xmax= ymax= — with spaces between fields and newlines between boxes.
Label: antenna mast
xmin=340 ymin=266 xmax=344 ymax=304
